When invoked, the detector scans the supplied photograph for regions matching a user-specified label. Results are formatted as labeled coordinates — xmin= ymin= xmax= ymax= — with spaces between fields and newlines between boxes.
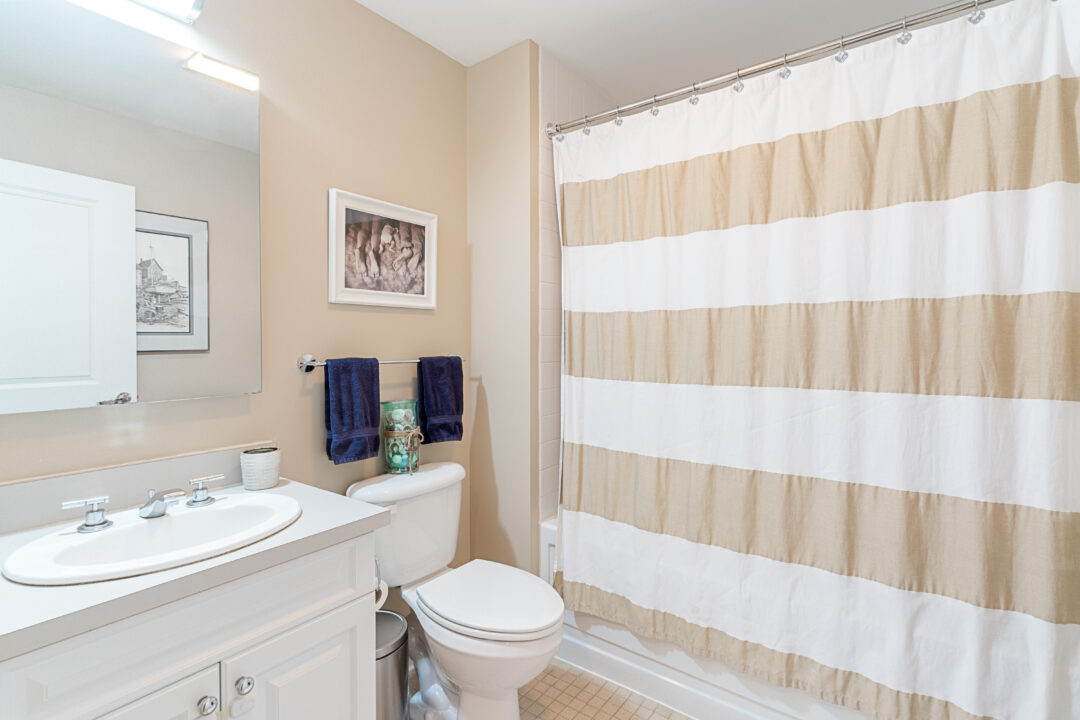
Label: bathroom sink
xmin=2 ymin=493 xmax=301 ymax=585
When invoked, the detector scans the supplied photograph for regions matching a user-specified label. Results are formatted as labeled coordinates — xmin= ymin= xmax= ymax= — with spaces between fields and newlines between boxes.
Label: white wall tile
xmin=535 ymin=47 xmax=614 ymax=523
xmin=540 ymin=252 xmax=560 ymax=284
xmin=540 ymin=337 xmax=560 ymax=363
xmin=540 ymin=361 xmax=560 ymax=390
xmin=540 ymin=232 xmax=560 ymax=261
xmin=540 ymin=387 xmax=559 ymax=412
xmin=541 ymin=410 xmax=560 ymax=443
xmin=540 ymin=281 xmax=560 ymax=310
xmin=540 ymin=238 xmax=561 ymax=260
xmin=540 ymin=439 xmax=560 ymax=470
xmin=541 ymin=487 xmax=559 ymax=521
xmin=540 ymin=465 xmax=559 ymax=498
xmin=540 ymin=308 xmax=561 ymax=337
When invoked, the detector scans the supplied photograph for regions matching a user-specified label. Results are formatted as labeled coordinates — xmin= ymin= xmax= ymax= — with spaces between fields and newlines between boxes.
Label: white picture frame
xmin=135 ymin=211 xmax=209 ymax=352
xmin=328 ymin=188 xmax=437 ymax=309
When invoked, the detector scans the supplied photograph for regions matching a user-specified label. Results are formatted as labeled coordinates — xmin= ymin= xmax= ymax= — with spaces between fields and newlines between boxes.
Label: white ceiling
xmin=356 ymin=0 xmax=948 ymax=106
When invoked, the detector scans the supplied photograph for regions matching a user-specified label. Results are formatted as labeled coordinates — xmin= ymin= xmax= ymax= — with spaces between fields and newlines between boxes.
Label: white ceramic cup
xmin=241 ymin=447 xmax=281 ymax=491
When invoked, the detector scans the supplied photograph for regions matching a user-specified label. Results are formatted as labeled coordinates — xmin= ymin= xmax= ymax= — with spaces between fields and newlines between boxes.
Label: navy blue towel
xmin=324 ymin=358 xmax=381 ymax=464
xmin=417 ymin=356 xmax=463 ymax=444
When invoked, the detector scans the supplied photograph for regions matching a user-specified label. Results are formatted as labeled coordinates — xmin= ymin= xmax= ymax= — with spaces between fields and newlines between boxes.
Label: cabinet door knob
xmin=197 ymin=695 xmax=219 ymax=716
xmin=235 ymin=676 xmax=255 ymax=695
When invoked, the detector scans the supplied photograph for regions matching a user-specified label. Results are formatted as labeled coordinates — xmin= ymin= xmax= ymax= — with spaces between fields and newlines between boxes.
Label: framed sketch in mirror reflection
xmin=135 ymin=211 xmax=209 ymax=352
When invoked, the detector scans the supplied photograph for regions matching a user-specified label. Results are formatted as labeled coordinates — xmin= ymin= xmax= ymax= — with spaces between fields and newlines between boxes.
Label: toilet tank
xmin=346 ymin=462 xmax=464 ymax=587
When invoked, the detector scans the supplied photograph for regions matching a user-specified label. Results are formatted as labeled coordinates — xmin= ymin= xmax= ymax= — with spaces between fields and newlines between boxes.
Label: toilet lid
xmin=416 ymin=559 xmax=564 ymax=635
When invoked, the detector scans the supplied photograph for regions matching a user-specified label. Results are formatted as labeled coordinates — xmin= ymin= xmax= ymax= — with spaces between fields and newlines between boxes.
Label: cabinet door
xmin=96 ymin=666 xmax=220 ymax=720
xmin=221 ymin=596 xmax=375 ymax=720
xmin=0 ymin=157 xmax=136 ymax=413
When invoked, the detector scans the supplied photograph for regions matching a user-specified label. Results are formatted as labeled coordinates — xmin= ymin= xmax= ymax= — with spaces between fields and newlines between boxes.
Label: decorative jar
xmin=381 ymin=399 xmax=422 ymax=474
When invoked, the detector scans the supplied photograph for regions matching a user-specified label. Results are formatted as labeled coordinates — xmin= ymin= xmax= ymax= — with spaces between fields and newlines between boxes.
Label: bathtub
xmin=540 ymin=517 xmax=867 ymax=720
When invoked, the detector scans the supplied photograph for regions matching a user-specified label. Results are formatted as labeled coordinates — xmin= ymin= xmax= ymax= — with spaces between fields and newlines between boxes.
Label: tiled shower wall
xmin=538 ymin=50 xmax=614 ymax=521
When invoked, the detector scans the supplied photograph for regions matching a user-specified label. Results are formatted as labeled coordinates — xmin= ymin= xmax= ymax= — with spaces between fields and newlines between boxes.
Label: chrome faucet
xmin=187 ymin=474 xmax=224 ymax=508
xmin=61 ymin=496 xmax=112 ymax=533
xmin=139 ymin=488 xmax=187 ymax=519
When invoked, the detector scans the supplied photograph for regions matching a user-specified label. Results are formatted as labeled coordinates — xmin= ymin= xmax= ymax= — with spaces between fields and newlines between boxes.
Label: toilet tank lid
xmin=346 ymin=462 xmax=465 ymax=505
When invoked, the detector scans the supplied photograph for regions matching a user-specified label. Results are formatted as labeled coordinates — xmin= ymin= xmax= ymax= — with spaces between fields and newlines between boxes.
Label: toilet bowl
xmin=347 ymin=463 xmax=564 ymax=720
xmin=403 ymin=560 xmax=563 ymax=719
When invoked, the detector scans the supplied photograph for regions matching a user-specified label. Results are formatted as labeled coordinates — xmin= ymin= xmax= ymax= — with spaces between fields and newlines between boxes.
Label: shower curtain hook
xmin=779 ymin=53 xmax=792 ymax=79
xmin=733 ymin=69 xmax=745 ymax=93
xmin=650 ymin=95 xmax=660 ymax=117
xmin=835 ymin=35 xmax=849 ymax=63
xmin=582 ymin=114 xmax=591 ymax=135
xmin=614 ymin=107 xmax=623 ymax=126
xmin=968 ymin=0 xmax=985 ymax=24
xmin=897 ymin=16 xmax=913 ymax=44
xmin=689 ymin=82 xmax=700 ymax=105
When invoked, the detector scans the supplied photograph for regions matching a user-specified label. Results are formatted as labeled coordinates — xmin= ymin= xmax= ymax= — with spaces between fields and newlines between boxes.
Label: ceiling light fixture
xmin=131 ymin=0 xmax=203 ymax=23
xmin=184 ymin=53 xmax=260 ymax=92
xmin=65 ymin=0 xmax=195 ymax=43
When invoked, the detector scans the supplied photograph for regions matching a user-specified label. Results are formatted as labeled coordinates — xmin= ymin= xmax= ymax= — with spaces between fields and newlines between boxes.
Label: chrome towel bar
xmin=296 ymin=354 xmax=466 ymax=373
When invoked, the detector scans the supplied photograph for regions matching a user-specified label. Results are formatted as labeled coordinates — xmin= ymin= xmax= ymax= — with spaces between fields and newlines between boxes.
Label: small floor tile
xmin=519 ymin=659 xmax=691 ymax=720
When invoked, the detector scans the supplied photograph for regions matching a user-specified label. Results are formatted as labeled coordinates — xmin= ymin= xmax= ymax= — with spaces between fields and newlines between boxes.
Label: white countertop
xmin=0 ymin=479 xmax=388 ymax=662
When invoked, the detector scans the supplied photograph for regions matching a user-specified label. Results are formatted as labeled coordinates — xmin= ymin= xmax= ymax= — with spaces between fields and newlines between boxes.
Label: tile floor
xmin=519 ymin=659 xmax=693 ymax=720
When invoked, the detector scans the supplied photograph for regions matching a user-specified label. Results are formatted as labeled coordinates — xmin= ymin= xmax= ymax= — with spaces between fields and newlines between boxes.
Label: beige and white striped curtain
xmin=553 ymin=1 xmax=1079 ymax=718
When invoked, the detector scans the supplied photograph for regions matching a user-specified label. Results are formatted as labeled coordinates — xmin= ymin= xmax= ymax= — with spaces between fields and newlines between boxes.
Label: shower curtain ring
xmin=650 ymin=95 xmax=660 ymax=117
xmin=583 ymin=114 xmax=591 ymax=135
xmin=897 ymin=16 xmax=912 ymax=44
xmin=779 ymin=53 xmax=792 ymax=79
xmin=733 ymin=69 xmax=745 ymax=93
xmin=968 ymin=0 xmax=985 ymax=24
xmin=689 ymin=82 xmax=700 ymax=105
xmin=615 ymin=107 xmax=623 ymax=126
xmin=835 ymin=35 xmax=849 ymax=63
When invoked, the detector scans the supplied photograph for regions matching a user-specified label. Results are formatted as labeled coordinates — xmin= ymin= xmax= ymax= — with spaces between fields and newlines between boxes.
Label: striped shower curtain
xmin=553 ymin=1 xmax=1079 ymax=718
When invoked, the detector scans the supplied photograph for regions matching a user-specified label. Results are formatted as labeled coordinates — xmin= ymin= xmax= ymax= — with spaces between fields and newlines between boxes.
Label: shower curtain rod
xmin=546 ymin=0 xmax=1012 ymax=137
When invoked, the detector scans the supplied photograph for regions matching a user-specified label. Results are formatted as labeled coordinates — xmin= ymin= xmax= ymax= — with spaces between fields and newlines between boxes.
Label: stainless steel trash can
xmin=375 ymin=610 xmax=408 ymax=720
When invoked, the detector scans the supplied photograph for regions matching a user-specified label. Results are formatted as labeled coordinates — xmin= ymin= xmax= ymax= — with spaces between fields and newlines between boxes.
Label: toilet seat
xmin=416 ymin=596 xmax=562 ymax=642
xmin=415 ymin=559 xmax=564 ymax=642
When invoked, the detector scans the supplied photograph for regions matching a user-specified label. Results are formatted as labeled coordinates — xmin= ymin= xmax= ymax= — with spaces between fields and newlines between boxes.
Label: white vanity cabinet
xmin=220 ymin=599 xmax=370 ymax=719
xmin=97 ymin=666 xmax=222 ymax=720
xmin=0 ymin=536 xmax=377 ymax=720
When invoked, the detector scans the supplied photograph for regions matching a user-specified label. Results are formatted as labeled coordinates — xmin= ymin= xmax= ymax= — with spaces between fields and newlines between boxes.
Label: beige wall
xmin=0 ymin=0 xmax=471 ymax=561
xmin=0 ymin=83 xmax=261 ymax=403
xmin=466 ymin=41 xmax=540 ymax=571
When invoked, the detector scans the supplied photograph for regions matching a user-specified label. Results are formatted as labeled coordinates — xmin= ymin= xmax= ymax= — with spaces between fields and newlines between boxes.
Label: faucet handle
xmin=61 ymin=496 xmax=112 ymax=533
xmin=187 ymin=474 xmax=224 ymax=508
xmin=61 ymin=495 xmax=109 ymax=510
xmin=189 ymin=474 xmax=225 ymax=488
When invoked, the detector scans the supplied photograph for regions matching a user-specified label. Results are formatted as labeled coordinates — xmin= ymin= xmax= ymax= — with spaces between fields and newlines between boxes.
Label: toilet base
xmin=408 ymin=687 xmax=518 ymax=720
xmin=458 ymin=688 xmax=520 ymax=719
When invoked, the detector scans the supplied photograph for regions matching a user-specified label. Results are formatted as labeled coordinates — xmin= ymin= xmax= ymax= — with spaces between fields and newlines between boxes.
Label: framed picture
xmin=328 ymin=188 xmax=436 ymax=309
xmin=135 ymin=211 xmax=209 ymax=352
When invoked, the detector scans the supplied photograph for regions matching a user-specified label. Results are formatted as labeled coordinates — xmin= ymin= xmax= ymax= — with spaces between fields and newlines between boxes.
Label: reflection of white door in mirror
xmin=0 ymin=158 xmax=137 ymax=414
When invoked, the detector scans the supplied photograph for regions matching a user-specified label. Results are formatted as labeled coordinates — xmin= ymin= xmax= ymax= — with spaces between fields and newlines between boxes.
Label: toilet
xmin=347 ymin=462 xmax=564 ymax=720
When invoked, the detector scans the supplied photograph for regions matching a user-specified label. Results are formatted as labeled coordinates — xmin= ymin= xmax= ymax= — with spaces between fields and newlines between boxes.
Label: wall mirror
xmin=0 ymin=0 xmax=261 ymax=415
